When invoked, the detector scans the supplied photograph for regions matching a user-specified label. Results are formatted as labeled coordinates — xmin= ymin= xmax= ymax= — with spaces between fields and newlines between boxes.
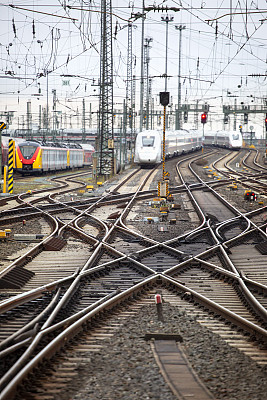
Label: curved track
xmin=0 ymin=149 xmax=267 ymax=400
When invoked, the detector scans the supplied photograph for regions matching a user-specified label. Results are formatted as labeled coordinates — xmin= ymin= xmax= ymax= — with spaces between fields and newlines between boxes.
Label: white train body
xmin=134 ymin=130 xmax=162 ymax=165
xmin=134 ymin=129 xmax=203 ymax=166
xmin=134 ymin=129 xmax=243 ymax=167
xmin=204 ymin=130 xmax=242 ymax=150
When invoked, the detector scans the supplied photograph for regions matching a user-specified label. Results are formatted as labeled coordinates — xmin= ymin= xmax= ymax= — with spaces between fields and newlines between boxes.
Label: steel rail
xmin=1 ymin=272 xmax=267 ymax=400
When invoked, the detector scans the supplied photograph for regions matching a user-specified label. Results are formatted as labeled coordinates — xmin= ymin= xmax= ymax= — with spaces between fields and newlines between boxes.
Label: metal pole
xmin=139 ymin=0 xmax=145 ymax=132
xmin=161 ymin=15 xmax=173 ymax=182
xmin=175 ymin=25 xmax=185 ymax=130
xmin=26 ymin=101 xmax=32 ymax=140
xmin=52 ymin=89 xmax=56 ymax=141
xmin=46 ymin=72 xmax=49 ymax=138
xmin=82 ymin=98 xmax=86 ymax=141
xmin=162 ymin=105 xmax=166 ymax=181
xmin=39 ymin=104 xmax=42 ymax=138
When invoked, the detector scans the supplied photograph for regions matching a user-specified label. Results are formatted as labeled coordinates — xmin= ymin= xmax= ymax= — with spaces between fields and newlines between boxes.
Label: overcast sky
xmin=0 ymin=1 xmax=266 ymax=135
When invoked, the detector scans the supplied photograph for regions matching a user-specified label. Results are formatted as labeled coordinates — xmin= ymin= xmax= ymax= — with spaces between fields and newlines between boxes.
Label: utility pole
xmin=89 ymin=103 xmax=92 ymax=128
xmin=132 ymin=73 xmax=136 ymax=137
xmin=175 ymin=25 xmax=185 ymax=130
xmin=158 ymin=15 xmax=173 ymax=198
xmin=126 ymin=21 xmax=133 ymax=163
xmin=46 ymin=70 xmax=50 ymax=139
xmin=39 ymin=105 xmax=42 ymax=137
xmin=26 ymin=101 xmax=32 ymax=140
xmin=82 ymin=98 xmax=86 ymax=142
xmin=139 ymin=0 xmax=145 ymax=132
xmin=144 ymin=37 xmax=153 ymax=130
xmin=52 ymin=89 xmax=57 ymax=141
xmin=98 ymin=0 xmax=114 ymax=176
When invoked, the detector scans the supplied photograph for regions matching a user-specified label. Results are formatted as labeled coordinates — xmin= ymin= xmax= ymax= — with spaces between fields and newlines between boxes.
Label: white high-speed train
xmin=204 ymin=130 xmax=243 ymax=149
xmin=134 ymin=129 xmax=202 ymax=166
xmin=134 ymin=129 xmax=243 ymax=166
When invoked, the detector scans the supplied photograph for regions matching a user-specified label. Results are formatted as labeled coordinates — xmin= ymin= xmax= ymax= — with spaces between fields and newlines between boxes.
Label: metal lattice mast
xmin=125 ymin=22 xmax=133 ymax=162
xmin=144 ymin=38 xmax=152 ymax=130
xmin=175 ymin=25 xmax=185 ymax=130
xmin=132 ymin=72 xmax=136 ymax=133
xmin=98 ymin=0 xmax=114 ymax=176
xmin=126 ymin=22 xmax=133 ymax=128
xmin=82 ymin=98 xmax=86 ymax=142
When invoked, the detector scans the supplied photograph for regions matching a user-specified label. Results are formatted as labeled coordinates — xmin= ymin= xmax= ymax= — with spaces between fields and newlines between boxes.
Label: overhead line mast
xmin=98 ymin=0 xmax=114 ymax=176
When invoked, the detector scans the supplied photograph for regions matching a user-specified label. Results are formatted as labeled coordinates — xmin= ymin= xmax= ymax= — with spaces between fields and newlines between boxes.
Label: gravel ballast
xmin=68 ymin=303 xmax=267 ymax=400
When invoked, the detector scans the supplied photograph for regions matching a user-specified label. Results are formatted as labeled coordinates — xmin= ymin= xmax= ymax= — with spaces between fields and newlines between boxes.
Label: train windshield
xmin=19 ymin=144 xmax=38 ymax=158
xmin=232 ymin=134 xmax=239 ymax=140
xmin=142 ymin=136 xmax=155 ymax=147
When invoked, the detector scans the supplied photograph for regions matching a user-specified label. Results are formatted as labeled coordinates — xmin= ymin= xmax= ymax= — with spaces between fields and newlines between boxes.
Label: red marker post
xmin=155 ymin=294 xmax=164 ymax=322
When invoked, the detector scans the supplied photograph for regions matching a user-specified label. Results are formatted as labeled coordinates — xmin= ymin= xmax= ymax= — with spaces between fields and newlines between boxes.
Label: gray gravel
xmin=69 ymin=303 xmax=267 ymax=400
xmin=2 ymin=152 xmax=267 ymax=399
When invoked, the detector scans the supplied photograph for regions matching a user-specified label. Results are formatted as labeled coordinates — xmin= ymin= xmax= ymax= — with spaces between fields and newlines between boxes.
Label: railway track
xmin=0 ymin=148 xmax=267 ymax=400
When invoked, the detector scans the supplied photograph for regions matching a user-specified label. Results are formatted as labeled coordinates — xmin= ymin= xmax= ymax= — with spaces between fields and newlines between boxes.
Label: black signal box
xmin=160 ymin=92 xmax=170 ymax=106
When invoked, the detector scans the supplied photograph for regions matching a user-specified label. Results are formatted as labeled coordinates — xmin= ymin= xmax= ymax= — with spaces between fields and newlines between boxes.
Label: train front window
xmin=232 ymin=134 xmax=239 ymax=140
xmin=19 ymin=144 xmax=38 ymax=158
xmin=142 ymin=136 xmax=155 ymax=147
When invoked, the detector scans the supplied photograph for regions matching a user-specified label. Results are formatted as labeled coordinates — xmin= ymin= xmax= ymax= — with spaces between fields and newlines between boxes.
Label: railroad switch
xmin=97 ymin=181 xmax=103 ymax=186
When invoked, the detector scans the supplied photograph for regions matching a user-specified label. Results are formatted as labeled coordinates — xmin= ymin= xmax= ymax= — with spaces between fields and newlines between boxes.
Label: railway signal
xmin=160 ymin=91 xmax=170 ymax=106
xmin=244 ymin=190 xmax=257 ymax=201
xmin=201 ymin=112 xmax=207 ymax=124
xmin=244 ymin=113 xmax=248 ymax=124
xmin=265 ymin=113 xmax=267 ymax=131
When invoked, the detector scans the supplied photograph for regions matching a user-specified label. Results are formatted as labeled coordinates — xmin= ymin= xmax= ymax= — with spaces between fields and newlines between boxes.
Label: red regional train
xmin=15 ymin=140 xmax=94 ymax=174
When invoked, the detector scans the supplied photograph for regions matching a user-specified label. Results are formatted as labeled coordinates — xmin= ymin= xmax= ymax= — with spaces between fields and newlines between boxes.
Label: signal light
xmin=244 ymin=191 xmax=257 ymax=201
xmin=160 ymin=92 xmax=170 ymax=106
xmin=244 ymin=113 xmax=248 ymax=123
xmin=201 ymin=113 xmax=207 ymax=124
